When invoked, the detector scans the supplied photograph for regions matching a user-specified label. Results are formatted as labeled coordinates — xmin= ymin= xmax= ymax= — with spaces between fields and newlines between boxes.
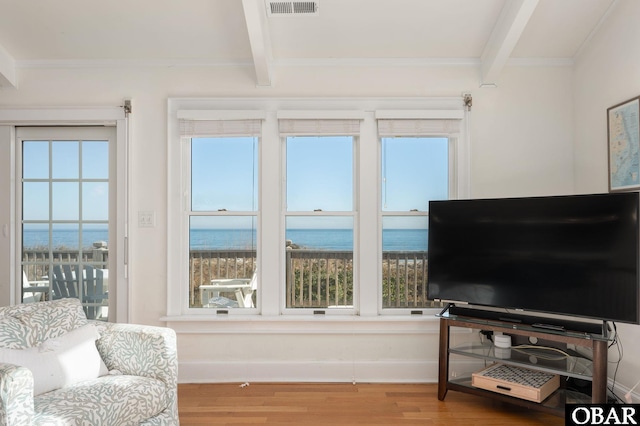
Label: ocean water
xmin=23 ymin=228 xmax=427 ymax=251
xmin=23 ymin=229 xmax=109 ymax=249
xmin=189 ymin=228 xmax=427 ymax=251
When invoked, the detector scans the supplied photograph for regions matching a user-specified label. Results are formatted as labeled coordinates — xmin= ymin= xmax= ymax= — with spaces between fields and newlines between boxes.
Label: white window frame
xmin=177 ymin=110 xmax=264 ymax=316
xmin=279 ymin=112 xmax=363 ymax=315
xmin=165 ymin=98 xmax=469 ymax=330
xmin=0 ymin=107 xmax=129 ymax=322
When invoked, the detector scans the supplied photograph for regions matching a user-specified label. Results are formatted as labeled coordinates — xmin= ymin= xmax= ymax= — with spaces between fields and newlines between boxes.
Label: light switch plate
xmin=138 ymin=211 xmax=156 ymax=227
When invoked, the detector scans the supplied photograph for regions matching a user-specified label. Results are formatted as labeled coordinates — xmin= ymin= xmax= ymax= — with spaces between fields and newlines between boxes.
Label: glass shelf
xmin=449 ymin=341 xmax=594 ymax=380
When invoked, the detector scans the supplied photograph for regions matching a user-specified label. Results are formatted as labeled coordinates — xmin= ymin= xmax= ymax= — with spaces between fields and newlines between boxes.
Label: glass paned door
xmin=19 ymin=127 xmax=114 ymax=321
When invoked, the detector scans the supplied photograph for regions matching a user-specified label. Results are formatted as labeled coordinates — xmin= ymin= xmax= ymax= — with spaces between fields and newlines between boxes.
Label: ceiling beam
xmin=242 ymin=0 xmax=273 ymax=86
xmin=0 ymin=42 xmax=16 ymax=88
xmin=480 ymin=0 xmax=539 ymax=86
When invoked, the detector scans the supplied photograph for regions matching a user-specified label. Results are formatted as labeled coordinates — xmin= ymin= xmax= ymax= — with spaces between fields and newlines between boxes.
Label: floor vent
xmin=267 ymin=1 xmax=319 ymax=16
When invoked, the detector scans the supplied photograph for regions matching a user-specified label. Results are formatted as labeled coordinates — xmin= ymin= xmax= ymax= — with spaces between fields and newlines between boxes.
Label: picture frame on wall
xmin=608 ymin=95 xmax=640 ymax=192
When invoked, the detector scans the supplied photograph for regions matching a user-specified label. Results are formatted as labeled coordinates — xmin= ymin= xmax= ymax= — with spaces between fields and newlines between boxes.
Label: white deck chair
xmin=239 ymin=273 xmax=257 ymax=308
xmin=22 ymin=271 xmax=49 ymax=304
xmin=200 ymin=271 xmax=257 ymax=308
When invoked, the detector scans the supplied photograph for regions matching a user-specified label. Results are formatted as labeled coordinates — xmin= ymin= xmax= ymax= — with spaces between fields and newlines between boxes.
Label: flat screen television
xmin=427 ymin=192 xmax=640 ymax=333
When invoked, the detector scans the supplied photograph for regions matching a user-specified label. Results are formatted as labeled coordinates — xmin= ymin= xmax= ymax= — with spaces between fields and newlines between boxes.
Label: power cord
xmin=479 ymin=330 xmax=493 ymax=342
xmin=511 ymin=344 xmax=572 ymax=361
xmin=608 ymin=322 xmax=626 ymax=403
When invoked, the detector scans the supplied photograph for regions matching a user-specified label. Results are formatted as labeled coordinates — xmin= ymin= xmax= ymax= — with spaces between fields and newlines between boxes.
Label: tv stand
xmin=438 ymin=312 xmax=608 ymax=417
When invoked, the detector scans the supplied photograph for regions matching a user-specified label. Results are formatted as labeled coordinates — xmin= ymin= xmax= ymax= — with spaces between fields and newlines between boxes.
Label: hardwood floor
xmin=178 ymin=383 xmax=565 ymax=425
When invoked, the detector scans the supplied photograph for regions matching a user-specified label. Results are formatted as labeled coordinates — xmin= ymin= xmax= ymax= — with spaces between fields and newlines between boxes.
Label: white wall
xmin=472 ymin=66 xmax=575 ymax=198
xmin=0 ymin=60 xmax=576 ymax=383
xmin=573 ymin=0 xmax=640 ymax=398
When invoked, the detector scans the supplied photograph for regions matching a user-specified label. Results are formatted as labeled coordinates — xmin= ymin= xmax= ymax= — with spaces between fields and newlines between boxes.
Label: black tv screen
xmin=427 ymin=192 xmax=640 ymax=325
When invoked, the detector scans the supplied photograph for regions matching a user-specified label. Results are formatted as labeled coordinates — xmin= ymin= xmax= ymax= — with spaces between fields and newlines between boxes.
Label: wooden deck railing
xmin=382 ymin=250 xmax=437 ymax=309
xmin=285 ymin=249 xmax=353 ymax=308
xmin=24 ymin=247 xmax=441 ymax=309
xmin=189 ymin=248 xmax=442 ymax=309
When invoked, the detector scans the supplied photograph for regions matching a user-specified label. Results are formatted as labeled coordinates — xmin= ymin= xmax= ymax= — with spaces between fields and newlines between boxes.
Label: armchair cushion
xmin=0 ymin=298 xmax=88 ymax=349
xmin=33 ymin=374 xmax=170 ymax=426
xmin=94 ymin=322 xmax=178 ymax=389
xmin=0 ymin=324 xmax=108 ymax=395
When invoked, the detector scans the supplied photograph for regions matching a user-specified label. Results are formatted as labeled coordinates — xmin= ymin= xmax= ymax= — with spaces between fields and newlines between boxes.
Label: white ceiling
xmin=0 ymin=0 xmax=618 ymax=88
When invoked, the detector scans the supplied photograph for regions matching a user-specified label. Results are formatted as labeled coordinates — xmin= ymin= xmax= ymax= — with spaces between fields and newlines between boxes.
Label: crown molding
xmin=15 ymin=59 xmax=254 ymax=69
xmin=14 ymin=56 xmax=573 ymax=70
xmin=273 ymin=57 xmax=480 ymax=67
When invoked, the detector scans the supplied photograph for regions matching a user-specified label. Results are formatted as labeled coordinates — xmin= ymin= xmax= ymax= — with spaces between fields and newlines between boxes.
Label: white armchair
xmin=0 ymin=298 xmax=179 ymax=425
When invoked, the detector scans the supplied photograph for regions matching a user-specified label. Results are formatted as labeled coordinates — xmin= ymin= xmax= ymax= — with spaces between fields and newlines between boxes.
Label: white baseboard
xmin=610 ymin=378 xmax=640 ymax=403
xmin=178 ymin=358 xmax=486 ymax=384
xmin=179 ymin=359 xmax=441 ymax=384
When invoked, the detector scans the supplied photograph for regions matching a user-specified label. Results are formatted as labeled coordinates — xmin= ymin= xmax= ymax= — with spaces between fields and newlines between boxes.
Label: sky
xmin=190 ymin=135 xmax=448 ymax=230
xmin=22 ymin=135 xmax=450 ymax=232
xmin=382 ymin=136 xmax=448 ymax=211
xmin=22 ymin=140 xmax=109 ymax=228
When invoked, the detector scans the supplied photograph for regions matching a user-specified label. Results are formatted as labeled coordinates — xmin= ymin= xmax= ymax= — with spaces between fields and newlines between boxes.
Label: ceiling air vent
xmin=267 ymin=1 xmax=319 ymax=17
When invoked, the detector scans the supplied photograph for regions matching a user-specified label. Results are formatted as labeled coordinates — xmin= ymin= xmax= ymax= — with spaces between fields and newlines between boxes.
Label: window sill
xmin=160 ymin=313 xmax=441 ymax=335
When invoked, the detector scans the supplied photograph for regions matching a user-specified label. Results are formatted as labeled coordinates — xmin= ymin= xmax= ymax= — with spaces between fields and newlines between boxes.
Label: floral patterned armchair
xmin=0 ymin=298 xmax=179 ymax=425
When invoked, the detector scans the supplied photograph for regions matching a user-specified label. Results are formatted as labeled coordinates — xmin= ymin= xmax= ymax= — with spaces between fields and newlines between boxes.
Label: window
xmin=284 ymin=135 xmax=355 ymax=309
xmin=380 ymin=136 xmax=448 ymax=309
xmin=18 ymin=127 xmax=116 ymax=320
xmin=180 ymin=116 xmax=261 ymax=311
xmin=279 ymin=117 xmax=361 ymax=311
xmin=377 ymin=117 xmax=461 ymax=310
xmin=166 ymin=99 xmax=467 ymax=321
